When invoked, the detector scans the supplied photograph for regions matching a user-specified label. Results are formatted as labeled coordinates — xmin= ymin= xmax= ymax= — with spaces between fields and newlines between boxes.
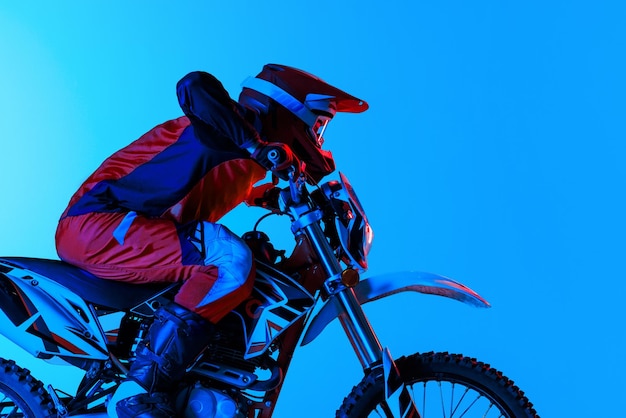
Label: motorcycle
xmin=0 ymin=169 xmax=538 ymax=417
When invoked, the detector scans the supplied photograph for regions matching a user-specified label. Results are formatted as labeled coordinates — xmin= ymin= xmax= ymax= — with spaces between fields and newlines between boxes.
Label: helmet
xmin=239 ymin=64 xmax=368 ymax=183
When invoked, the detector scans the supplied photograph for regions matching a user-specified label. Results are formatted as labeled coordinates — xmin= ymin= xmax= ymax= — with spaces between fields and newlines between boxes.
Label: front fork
xmin=335 ymin=287 xmax=383 ymax=367
xmin=297 ymin=206 xmax=383 ymax=368
xmin=300 ymin=211 xmax=420 ymax=417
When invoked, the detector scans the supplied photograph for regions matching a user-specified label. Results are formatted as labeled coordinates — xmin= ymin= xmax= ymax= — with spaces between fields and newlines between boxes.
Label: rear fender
xmin=0 ymin=263 xmax=109 ymax=360
xmin=301 ymin=271 xmax=490 ymax=346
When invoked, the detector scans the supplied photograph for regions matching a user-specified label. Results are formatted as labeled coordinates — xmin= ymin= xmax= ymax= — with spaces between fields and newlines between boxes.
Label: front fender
xmin=301 ymin=271 xmax=490 ymax=346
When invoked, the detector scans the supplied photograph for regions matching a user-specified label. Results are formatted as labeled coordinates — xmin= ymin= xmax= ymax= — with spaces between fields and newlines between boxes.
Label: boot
xmin=116 ymin=303 xmax=214 ymax=418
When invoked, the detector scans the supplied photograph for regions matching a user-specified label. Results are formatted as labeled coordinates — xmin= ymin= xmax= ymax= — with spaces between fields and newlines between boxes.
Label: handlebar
xmin=245 ymin=163 xmax=306 ymax=212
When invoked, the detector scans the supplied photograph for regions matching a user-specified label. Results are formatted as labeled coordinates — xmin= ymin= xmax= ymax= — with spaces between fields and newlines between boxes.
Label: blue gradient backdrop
xmin=2 ymin=2 xmax=625 ymax=416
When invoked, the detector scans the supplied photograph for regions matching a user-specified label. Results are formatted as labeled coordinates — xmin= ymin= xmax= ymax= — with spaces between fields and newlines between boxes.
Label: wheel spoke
xmin=338 ymin=352 xmax=536 ymax=418
xmin=6 ymin=405 xmax=21 ymax=417
xmin=457 ymin=394 xmax=481 ymax=417
xmin=405 ymin=380 xmax=510 ymax=418
xmin=449 ymin=383 xmax=455 ymax=417
xmin=438 ymin=381 xmax=446 ymax=418
xmin=482 ymin=402 xmax=493 ymax=418
xmin=421 ymin=382 xmax=427 ymax=418
xmin=450 ymin=386 xmax=470 ymax=417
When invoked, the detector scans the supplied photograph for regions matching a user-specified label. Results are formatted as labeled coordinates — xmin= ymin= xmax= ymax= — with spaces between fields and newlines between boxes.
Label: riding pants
xmin=56 ymin=212 xmax=255 ymax=323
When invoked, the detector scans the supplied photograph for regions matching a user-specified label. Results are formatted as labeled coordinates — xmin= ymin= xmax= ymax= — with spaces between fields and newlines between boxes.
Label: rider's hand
xmin=244 ymin=182 xmax=281 ymax=209
xmin=251 ymin=142 xmax=300 ymax=180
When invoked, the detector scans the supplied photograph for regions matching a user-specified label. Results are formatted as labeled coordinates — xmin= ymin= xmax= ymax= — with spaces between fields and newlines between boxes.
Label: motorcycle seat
xmin=0 ymin=257 xmax=173 ymax=311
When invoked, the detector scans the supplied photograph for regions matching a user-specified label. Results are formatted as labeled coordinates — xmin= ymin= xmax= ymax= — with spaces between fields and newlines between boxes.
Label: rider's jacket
xmin=59 ymin=72 xmax=266 ymax=224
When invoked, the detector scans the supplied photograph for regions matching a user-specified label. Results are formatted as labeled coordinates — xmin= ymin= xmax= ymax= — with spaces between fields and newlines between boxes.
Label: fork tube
xmin=303 ymin=221 xmax=383 ymax=369
xmin=335 ymin=288 xmax=383 ymax=368
xmin=303 ymin=222 xmax=342 ymax=276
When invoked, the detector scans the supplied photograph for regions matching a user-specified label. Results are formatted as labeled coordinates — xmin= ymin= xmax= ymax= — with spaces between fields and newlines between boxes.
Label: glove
xmin=244 ymin=182 xmax=281 ymax=209
xmin=251 ymin=142 xmax=300 ymax=180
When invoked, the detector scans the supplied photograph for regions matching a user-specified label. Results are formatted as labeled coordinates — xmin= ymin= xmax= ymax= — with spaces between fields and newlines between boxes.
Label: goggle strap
xmin=241 ymin=77 xmax=318 ymax=126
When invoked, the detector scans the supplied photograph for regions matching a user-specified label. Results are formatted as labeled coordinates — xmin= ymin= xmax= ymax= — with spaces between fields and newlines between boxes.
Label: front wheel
xmin=337 ymin=352 xmax=538 ymax=418
xmin=0 ymin=358 xmax=56 ymax=417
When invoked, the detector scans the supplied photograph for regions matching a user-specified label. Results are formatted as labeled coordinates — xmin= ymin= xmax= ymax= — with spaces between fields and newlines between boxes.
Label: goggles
xmin=241 ymin=77 xmax=337 ymax=150
xmin=311 ymin=115 xmax=331 ymax=148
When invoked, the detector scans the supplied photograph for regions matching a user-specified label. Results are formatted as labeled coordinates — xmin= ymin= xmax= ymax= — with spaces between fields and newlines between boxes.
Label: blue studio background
xmin=1 ymin=1 xmax=624 ymax=416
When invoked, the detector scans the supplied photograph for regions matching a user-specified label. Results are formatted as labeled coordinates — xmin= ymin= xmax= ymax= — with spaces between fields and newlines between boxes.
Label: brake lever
xmin=288 ymin=169 xmax=302 ymax=204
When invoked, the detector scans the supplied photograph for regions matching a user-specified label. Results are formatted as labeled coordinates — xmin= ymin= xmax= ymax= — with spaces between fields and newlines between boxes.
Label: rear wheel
xmin=0 ymin=358 xmax=56 ymax=417
xmin=337 ymin=352 xmax=538 ymax=418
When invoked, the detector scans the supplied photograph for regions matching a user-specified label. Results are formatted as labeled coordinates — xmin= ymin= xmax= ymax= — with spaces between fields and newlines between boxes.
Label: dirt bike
xmin=0 ymin=170 xmax=539 ymax=417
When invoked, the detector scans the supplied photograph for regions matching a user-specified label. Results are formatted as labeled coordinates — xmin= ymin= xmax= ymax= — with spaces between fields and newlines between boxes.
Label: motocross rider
xmin=55 ymin=63 xmax=368 ymax=417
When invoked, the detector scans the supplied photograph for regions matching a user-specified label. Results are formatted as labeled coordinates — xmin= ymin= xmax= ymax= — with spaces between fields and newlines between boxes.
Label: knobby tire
xmin=0 ymin=358 xmax=56 ymax=418
xmin=337 ymin=351 xmax=538 ymax=418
